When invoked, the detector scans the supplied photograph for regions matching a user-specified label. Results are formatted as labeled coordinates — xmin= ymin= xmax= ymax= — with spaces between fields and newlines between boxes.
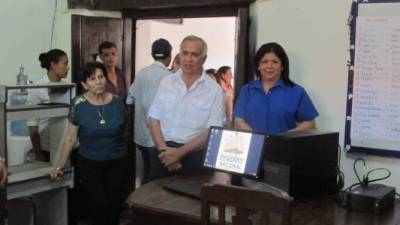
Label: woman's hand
xmin=50 ymin=166 xmax=64 ymax=180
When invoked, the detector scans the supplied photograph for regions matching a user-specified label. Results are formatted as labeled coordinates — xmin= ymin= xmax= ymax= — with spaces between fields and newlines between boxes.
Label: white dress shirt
xmin=126 ymin=61 xmax=172 ymax=147
xmin=148 ymin=70 xmax=225 ymax=144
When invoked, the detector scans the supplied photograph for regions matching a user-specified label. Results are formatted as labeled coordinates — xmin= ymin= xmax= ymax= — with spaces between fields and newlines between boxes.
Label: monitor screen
xmin=203 ymin=127 xmax=266 ymax=177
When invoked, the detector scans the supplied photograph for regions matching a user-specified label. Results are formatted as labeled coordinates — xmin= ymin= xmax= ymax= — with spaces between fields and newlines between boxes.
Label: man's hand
xmin=167 ymin=162 xmax=182 ymax=171
xmin=158 ymin=147 xmax=184 ymax=167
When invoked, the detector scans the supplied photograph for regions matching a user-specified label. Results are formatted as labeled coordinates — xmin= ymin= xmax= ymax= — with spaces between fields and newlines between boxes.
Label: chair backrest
xmin=201 ymin=183 xmax=292 ymax=225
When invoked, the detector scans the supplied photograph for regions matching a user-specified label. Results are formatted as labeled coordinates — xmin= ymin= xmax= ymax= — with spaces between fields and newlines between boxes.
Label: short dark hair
xmin=254 ymin=42 xmax=294 ymax=86
xmin=79 ymin=62 xmax=108 ymax=83
xmin=205 ymin=68 xmax=216 ymax=76
xmin=38 ymin=49 xmax=67 ymax=71
xmin=151 ymin=38 xmax=172 ymax=60
xmin=216 ymin=66 xmax=231 ymax=85
xmin=98 ymin=41 xmax=117 ymax=54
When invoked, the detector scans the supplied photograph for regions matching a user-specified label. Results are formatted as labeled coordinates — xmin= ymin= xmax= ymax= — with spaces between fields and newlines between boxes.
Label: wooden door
xmin=71 ymin=15 xmax=132 ymax=94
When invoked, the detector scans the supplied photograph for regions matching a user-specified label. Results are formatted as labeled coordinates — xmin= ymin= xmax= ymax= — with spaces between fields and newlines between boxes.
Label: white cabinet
xmin=0 ymin=83 xmax=75 ymax=225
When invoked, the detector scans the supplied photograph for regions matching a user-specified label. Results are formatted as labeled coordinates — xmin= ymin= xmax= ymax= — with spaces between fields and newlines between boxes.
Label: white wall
xmin=135 ymin=21 xmax=153 ymax=74
xmin=250 ymin=0 xmax=400 ymax=189
xmin=0 ymin=0 xmax=121 ymax=85
xmin=135 ymin=18 xmax=236 ymax=74
xmin=0 ymin=0 xmax=55 ymax=85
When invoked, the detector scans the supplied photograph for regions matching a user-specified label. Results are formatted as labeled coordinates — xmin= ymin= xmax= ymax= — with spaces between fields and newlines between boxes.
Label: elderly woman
xmin=51 ymin=62 xmax=128 ymax=225
xmin=234 ymin=42 xmax=318 ymax=133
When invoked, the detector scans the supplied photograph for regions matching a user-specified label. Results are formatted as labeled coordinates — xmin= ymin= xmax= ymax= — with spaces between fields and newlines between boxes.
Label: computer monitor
xmin=203 ymin=126 xmax=266 ymax=178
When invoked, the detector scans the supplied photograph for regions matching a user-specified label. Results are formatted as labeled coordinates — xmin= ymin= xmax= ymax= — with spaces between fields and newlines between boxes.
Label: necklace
xmin=95 ymin=105 xmax=106 ymax=125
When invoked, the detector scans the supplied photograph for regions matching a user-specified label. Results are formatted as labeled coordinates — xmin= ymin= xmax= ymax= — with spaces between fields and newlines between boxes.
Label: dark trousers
xmin=0 ymin=188 xmax=6 ymax=225
xmin=148 ymin=141 xmax=205 ymax=182
xmin=68 ymin=148 xmax=83 ymax=225
xmin=136 ymin=144 xmax=152 ymax=184
xmin=79 ymin=155 xmax=128 ymax=225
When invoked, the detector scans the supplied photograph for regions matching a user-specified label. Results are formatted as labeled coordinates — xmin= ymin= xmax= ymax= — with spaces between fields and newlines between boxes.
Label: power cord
xmin=336 ymin=145 xmax=344 ymax=190
xmin=353 ymin=158 xmax=365 ymax=186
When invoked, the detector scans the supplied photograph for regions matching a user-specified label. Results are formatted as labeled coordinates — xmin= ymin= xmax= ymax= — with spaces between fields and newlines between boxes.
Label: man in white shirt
xmin=126 ymin=38 xmax=172 ymax=184
xmin=148 ymin=35 xmax=225 ymax=181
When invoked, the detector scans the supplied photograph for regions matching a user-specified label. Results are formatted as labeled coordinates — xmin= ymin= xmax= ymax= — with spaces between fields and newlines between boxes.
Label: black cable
xmin=365 ymin=168 xmax=391 ymax=184
xmin=336 ymin=145 xmax=344 ymax=190
xmin=346 ymin=182 xmax=363 ymax=192
xmin=353 ymin=158 xmax=365 ymax=185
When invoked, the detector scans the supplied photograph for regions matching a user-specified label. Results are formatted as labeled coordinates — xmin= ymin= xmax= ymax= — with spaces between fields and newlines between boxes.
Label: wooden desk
xmin=126 ymin=175 xmax=400 ymax=225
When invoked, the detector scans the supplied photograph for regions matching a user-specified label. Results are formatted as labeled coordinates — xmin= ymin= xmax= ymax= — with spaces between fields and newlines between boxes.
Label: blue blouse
xmin=234 ymin=79 xmax=318 ymax=134
xmin=69 ymin=95 xmax=127 ymax=161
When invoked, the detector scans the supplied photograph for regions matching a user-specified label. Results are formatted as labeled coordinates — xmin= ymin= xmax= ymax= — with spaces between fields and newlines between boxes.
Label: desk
xmin=126 ymin=175 xmax=400 ymax=225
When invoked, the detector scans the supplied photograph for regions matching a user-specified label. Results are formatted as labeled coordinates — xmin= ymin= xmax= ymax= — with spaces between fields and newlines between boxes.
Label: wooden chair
xmin=201 ymin=183 xmax=293 ymax=225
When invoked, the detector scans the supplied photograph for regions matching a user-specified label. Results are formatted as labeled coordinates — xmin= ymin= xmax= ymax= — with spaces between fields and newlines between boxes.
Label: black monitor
xmin=203 ymin=126 xmax=266 ymax=178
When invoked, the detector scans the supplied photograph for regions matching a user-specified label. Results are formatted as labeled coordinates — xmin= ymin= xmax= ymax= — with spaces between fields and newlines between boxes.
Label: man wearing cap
xmin=126 ymin=38 xmax=173 ymax=184
xmin=147 ymin=35 xmax=225 ymax=181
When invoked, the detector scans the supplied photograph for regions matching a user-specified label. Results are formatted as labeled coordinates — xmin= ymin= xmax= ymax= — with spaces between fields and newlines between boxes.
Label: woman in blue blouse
xmin=234 ymin=42 xmax=318 ymax=134
xmin=51 ymin=62 xmax=128 ymax=225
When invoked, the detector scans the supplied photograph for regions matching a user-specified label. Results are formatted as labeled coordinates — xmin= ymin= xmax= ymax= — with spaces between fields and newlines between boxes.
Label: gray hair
xmin=180 ymin=35 xmax=208 ymax=57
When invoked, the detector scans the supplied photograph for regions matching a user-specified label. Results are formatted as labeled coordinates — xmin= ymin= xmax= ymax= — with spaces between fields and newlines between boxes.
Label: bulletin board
xmin=345 ymin=0 xmax=400 ymax=157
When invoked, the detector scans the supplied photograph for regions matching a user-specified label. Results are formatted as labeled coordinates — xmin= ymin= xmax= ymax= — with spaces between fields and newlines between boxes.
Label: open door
xmin=71 ymin=15 xmax=132 ymax=94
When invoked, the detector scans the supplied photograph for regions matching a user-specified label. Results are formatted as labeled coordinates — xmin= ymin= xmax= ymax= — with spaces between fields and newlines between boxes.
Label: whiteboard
xmin=345 ymin=1 xmax=400 ymax=157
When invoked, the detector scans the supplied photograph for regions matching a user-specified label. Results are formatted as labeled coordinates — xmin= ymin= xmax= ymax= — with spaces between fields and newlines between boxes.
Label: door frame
xmin=122 ymin=4 xmax=252 ymax=97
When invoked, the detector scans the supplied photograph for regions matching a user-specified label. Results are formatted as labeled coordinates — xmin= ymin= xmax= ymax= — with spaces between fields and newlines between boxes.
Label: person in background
xmin=216 ymin=66 xmax=234 ymax=124
xmin=98 ymin=41 xmax=127 ymax=102
xmin=170 ymin=53 xmax=180 ymax=73
xmin=147 ymin=35 xmax=225 ymax=181
xmin=51 ymin=62 xmax=128 ymax=225
xmin=126 ymin=38 xmax=172 ymax=184
xmin=98 ymin=41 xmax=134 ymax=199
xmin=234 ymin=42 xmax=318 ymax=133
xmin=27 ymin=49 xmax=69 ymax=162
xmin=205 ymin=68 xmax=217 ymax=81
xmin=0 ymin=160 xmax=6 ymax=186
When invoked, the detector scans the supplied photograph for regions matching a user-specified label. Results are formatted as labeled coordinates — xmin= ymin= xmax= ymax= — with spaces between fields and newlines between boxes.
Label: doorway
xmin=135 ymin=17 xmax=236 ymax=78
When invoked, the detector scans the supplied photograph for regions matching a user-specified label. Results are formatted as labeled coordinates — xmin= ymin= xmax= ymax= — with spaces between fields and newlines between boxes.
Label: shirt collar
xmin=175 ymin=70 xmax=207 ymax=90
xmin=44 ymin=74 xmax=65 ymax=83
xmin=152 ymin=61 xmax=169 ymax=71
xmin=250 ymin=79 xmax=287 ymax=92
